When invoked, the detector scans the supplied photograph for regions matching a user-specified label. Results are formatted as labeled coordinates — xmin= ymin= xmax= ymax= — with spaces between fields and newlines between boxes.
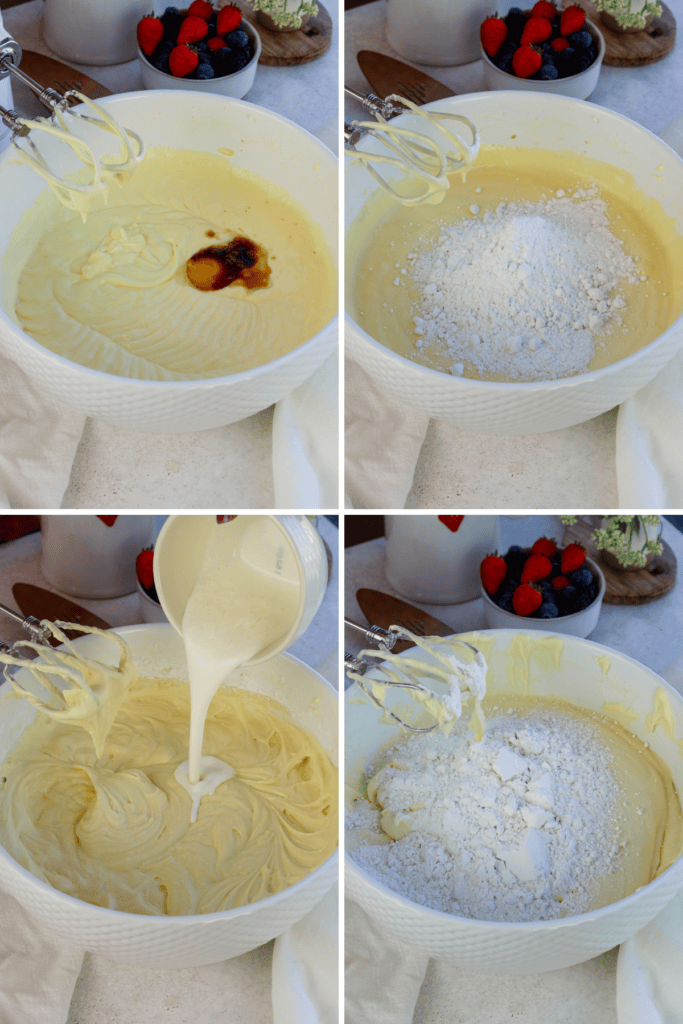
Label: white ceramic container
xmin=137 ymin=20 xmax=261 ymax=98
xmin=480 ymin=555 xmax=606 ymax=637
xmin=346 ymin=629 xmax=683 ymax=972
xmin=385 ymin=514 xmax=499 ymax=604
xmin=386 ymin=0 xmax=496 ymax=66
xmin=480 ymin=19 xmax=605 ymax=99
xmin=345 ymin=92 xmax=683 ymax=434
xmin=153 ymin=514 xmax=328 ymax=664
xmin=43 ymin=0 xmax=150 ymax=65
xmin=41 ymin=515 xmax=154 ymax=598
xmin=0 ymin=623 xmax=338 ymax=967
xmin=0 ymin=91 xmax=337 ymax=433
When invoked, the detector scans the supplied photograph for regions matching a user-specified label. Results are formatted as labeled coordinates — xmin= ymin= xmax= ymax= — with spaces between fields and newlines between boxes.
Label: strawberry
xmin=521 ymin=553 xmax=553 ymax=584
xmin=135 ymin=548 xmax=155 ymax=590
xmin=137 ymin=16 xmax=164 ymax=56
xmin=207 ymin=34 xmax=226 ymax=49
xmin=531 ymin=0 xmax=558 ymax=17
xmin=96 ymin=515 xmax=118 ymax=527
xmin=177 ymin=14 xmax=209 ymax=44
xmin=561 ymin=543 xmax=587 ymax=574
xmin=188 ymin=0 xmax=214 ymax=18
xmin=520 ymin=15 xmax=552 ymax=44
xmin=169 ymin=43 xmax=200 ymax=76
xmin=217 ymin=4 xmax=242 ymax=35
xmin=438 ymin=514 xmax=464 ymax=532
xmin=480 ymin=16 xmax=508 ymax=57
xmin=551 ymin=575 xmax=570 ymax=590
xmin=560 ymin=4 xmax=586 ymax=35
xmin=512 ymin=44 xmax=543 ymax=77
xmin=512 ymin=582 xmax=543 ymax=617
xmin=531 ymin=536 xmax=557 ymax=558
xmin=216 ymin=514 xmax=238 ymax=523
xmin=551 ymin=36 xmax=570 ymax=50
xmin=480 ymin=553 xmax=507 ymax=595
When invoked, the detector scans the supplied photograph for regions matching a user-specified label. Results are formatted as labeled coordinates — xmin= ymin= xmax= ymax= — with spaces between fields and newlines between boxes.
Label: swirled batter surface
xmin=6 ymin=148 xmax=336 ymax=380
xmin=0 ymin=677 xmax=338 ymax=915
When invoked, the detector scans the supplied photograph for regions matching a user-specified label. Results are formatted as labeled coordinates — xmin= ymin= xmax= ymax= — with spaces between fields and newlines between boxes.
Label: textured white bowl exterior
xmin=346 ymin=629 xmax=683 ymax=972
xmin=480 ymin=555 xmax=606 ymax=637
xmin=137 ymin=19 xmax=261 ymax=97
xmin=0 ymin=624 xmax=338 ymax=967
xmin=345 ymin=92 xmax=683 ymax=434
xmin=0 ymin=91 xmax=337 ymax=432
xmin=480 ymin=19 xmax=605 ymax=99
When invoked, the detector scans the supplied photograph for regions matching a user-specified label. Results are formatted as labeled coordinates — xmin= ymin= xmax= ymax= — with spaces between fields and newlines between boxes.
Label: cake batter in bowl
xmin=0 ymin=623 xmax=338 ymax=967
xmin=345 ymin=92 xmax=683 ymax=434
xmin=0 ymin=91 xmax=338 ymax=432
xmin=345 ymin=629 xmax=683 ymax=972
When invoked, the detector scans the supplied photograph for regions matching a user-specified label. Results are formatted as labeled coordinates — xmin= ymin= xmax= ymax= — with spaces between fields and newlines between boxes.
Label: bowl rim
xmin=479 ymin=552 xmax=606 ymax=623
xmin=345 ymin=89 xmax=683 ymax=391
xmin=0 ymin=89 xmax=338 ymax=392
xmin=0 ymin=622 xmax=339 ymax=925
xmin=136 ymin=16 xmax=262 ymax=82
xmin=345 ymin=627 xmax=683 ymax=930
xmin=479 ymin=15 xmax=606 ymax=83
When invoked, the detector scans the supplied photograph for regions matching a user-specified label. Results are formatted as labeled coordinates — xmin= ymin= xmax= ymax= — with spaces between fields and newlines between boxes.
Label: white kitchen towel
xmin=272 ymin=354 xmax=338 ymax=508
xmin=345 ymin=898 xmax=430 ymax=1024
xmin=272 ymin=888 xmax=338 ymax=1024
xmin=0 ymin=887 xmax=84 ymax=1024
xmin=616 ymin=349 xmax=683 ymax=507
xmin=344 ymin=357 xmax=430 ymax=509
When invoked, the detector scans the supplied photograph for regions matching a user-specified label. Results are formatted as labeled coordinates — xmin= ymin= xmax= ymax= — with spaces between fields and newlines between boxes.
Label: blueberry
xmin=160 ymin=6 xmax=183 ymax=39
xmin=539 ymin=63 xmax=559 ymax=79
xmin=504 ymin=7 xmax=527 ymax=39
xmin=537 ymin=601 xmax=560 ymax=619
xmin=154 ymin=40 xmax=174 ymax=72
xmin=495 ymin=40 xmax=517 ymax=68
xmin=496 ymin=580 xmax=518 ymax=610
xmin=505 ymin=545 xmax=527 ymax=576
xmin=225 ymin=28 xmax=250 ymax=49
xmin=569 ymin=567 xmax=593 ymax=588
xmin=574 ymin=51 xmax=595 ymax=71
xmin=568 ymin=29 xmax=592 ymax=48
xmin=195 ymin=61 xmax=215 ymax=79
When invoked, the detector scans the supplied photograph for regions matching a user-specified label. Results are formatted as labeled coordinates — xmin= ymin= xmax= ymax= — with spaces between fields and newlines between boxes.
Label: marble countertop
xmin=344 ymin=514 xmax=683 ymax=1024
xmin=345 ymin=0 xmax=683 ymax=508
xmin=0 ymin=514 xmax=339 ymax=1024
xmin=1 ymin=0 xmax=338 ymax=510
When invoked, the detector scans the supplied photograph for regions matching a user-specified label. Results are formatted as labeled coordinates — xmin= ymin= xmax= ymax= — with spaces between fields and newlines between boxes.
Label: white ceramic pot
xmin=43 ymin=0 xmax=150 ymax=65
xmin=345 ymin=92 xmax=683 ymax=434
xmin=0 ymin=624 xmax=338 ymax=966
xmin=384 ymin=514 xmax=498 ymax=604
xmin=154 ymin=514 xmax=328 ymax=664
xmin=0 ymin=91 xmax=338 ymax=432
xmin=386 ymin=0 xmax=496 ymax=66
xmin=41 ymin=515 xmax=154 ymax=598
xmin=346 ymin=629 xmax=683 ymax=972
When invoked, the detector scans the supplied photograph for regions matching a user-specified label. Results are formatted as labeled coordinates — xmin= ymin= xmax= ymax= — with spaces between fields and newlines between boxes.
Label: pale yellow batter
xmin=4 ymin=148 xmax=336 ymax=381
xmin=0 ymin=676 xmax=338 ymax=915
xmin=348 ymin=146 xmax=683 ymax=382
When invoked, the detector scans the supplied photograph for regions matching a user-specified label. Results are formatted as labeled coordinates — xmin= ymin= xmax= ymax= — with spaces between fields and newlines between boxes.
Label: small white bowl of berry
xmin=137 ymin=3 xmax=261 ymax=98
xmin=136 ymin=548 xmax=169 ymax=624
xmin=480 ymin=537 xmax=606 ymax=638
xmin=480 ymin=3 xmax=605 ymax=100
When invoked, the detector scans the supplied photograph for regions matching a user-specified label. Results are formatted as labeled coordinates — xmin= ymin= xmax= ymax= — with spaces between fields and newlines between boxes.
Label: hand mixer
xmin=0 ymin=36 xmax=144 ymax=211
xmin=344 ymin=86 xmax=479 ymax=205
xmin=345 ymin=618 xmax=487 ymax=734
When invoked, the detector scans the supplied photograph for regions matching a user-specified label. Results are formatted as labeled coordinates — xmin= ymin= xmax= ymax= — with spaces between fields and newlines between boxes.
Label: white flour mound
xmin=347 ymin=708 xmax=624 ymax=922
xmin=408 ymin=189 xmax=641 ymax=381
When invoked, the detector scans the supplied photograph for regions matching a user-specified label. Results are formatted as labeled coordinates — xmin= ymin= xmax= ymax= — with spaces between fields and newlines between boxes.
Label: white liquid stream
xmin=174 ymin=522 xmax=300 ymax=822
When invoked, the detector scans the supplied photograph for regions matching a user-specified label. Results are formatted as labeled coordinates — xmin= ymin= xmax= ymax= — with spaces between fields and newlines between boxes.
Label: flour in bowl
xmin=347 ymin=696 xmax=683 ymax=922
xmin=408 ymin=189 xmax=641 ymax=381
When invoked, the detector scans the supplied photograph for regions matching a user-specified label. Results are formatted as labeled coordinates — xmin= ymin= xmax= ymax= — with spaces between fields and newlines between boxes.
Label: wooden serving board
xmin=233 ymin=0 xmax=332 ymax=65
xmin=568 ymin=0 xmax=676 ymax=66
xmin=563 ymin=517 xmax=677 ymax=605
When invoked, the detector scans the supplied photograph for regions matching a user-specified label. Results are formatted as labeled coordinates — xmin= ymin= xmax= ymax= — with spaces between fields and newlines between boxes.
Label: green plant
xmin=250 ymin=0 xmax=318 ymax=27
xmin=560 ymin=515 xmax=663 ymax=568
xmin=595 ymin=0 xmax=661 ymax=29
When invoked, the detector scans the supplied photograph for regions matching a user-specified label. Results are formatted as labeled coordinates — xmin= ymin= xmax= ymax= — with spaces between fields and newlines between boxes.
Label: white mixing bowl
xmin=0 ymin=623 xmax=338 ymax=967
xmin=345 ymin=92 xmax=683 ymax=434
xmin=0 ymin=91 xmax=337 ymax=432
xmin=346 ymin=629 xmax=683 ymax=972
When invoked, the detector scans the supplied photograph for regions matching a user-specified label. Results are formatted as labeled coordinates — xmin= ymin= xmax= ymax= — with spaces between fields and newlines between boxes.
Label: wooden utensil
xmin=12 ymin=583 xmax=112 ymax=643
xmin=17 ymin=50 xmax=112 ymax=100
xmin=357 ymin=49 xmax=455 ymax=104
xmin=356 ymin=588 xmax=455 ymax=653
